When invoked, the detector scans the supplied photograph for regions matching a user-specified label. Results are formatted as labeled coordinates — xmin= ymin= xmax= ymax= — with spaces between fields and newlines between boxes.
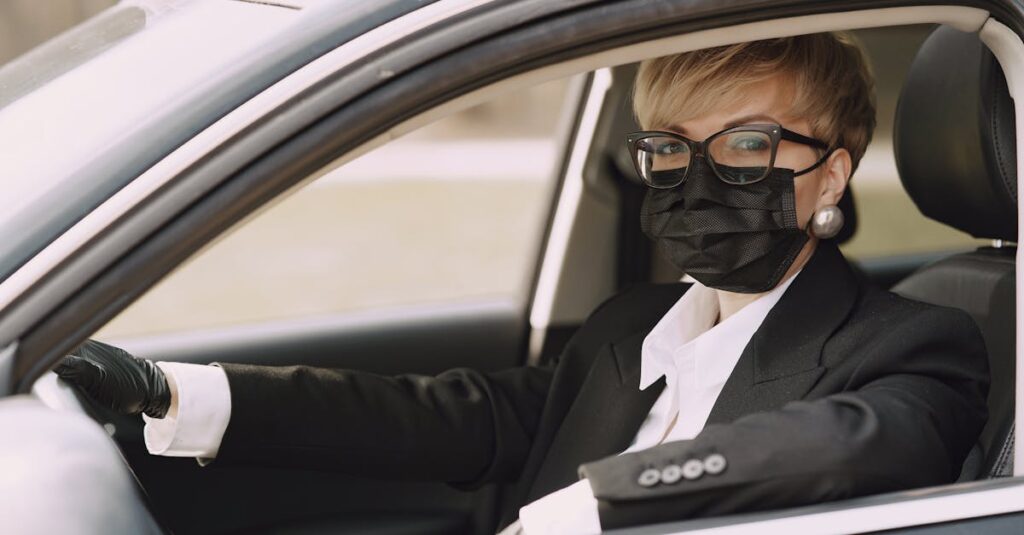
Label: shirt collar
xmin=638 ymin=270 xmax=801 ymax=390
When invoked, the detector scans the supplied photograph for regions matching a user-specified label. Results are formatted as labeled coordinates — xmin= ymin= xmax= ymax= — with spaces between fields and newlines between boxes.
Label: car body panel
xmin=607 ymin=477 xmax=1024 ymax=533
xmin=111 ymin=300 xmax=527 ymax=534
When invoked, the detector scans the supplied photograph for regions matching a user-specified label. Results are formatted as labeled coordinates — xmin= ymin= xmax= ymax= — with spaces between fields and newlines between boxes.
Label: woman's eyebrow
xmin=724 ymin=113 xmax=780 ymax=128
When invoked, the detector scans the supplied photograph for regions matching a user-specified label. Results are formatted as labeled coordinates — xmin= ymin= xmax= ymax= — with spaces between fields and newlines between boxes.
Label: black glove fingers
xmin=55 ymin=354 xmax=127 ymax=411
xmin=54 ymin=341 xmax=170 ymax=417
xmin=54 ymin=355 xmax=106 ymax=385
xmin=53 ymin=355 xmax=79 ymax=378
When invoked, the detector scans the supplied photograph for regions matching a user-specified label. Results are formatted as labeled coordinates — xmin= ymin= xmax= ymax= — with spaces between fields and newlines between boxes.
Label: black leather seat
xmin=891 ymin=25 xmax=1017 ymax=479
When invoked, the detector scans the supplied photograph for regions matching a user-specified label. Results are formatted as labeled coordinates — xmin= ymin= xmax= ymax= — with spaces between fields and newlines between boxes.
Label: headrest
xmin=894 ymin=25 xmax=1017 ymax=241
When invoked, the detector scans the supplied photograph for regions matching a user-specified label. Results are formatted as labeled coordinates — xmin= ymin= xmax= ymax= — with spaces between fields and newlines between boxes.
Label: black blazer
xmin=216 ymin=242 xmax=989 ymax=531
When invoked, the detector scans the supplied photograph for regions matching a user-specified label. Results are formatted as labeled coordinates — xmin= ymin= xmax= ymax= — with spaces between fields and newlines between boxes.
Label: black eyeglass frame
xmin=625 ymin=124 xmax=834 ymax=188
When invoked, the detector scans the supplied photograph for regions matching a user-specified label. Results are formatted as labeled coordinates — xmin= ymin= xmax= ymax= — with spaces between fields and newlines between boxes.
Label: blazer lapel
xmin=525 ymin=285 xmax=685 ymax=501
xmin=707 ymin=242 xmax=860 ymax=425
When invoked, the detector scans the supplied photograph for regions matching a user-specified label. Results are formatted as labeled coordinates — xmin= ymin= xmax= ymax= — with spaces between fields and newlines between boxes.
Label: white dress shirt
xmin=142 ymin=271 xmax=798 ymax=533
xmin=142 ymin=362 xmax=231 ymax=459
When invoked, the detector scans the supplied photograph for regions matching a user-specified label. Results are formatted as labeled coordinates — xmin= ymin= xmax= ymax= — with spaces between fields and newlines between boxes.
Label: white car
xmin=0 ymin=0 xmax=1021 ymax=533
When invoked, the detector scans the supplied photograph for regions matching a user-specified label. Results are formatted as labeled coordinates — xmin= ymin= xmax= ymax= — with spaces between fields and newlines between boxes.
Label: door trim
xmin=622 ymin=477 xmax=1024 ymax=534
xmin=527 ymin=68 xmax=614 ymax=364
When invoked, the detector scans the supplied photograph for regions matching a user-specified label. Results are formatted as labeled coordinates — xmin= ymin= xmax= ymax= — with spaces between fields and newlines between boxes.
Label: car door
xmin=78 ymin=72 xmax=591 ymax=535
xmin=4 ymin=2 xmax=1024 ymax=535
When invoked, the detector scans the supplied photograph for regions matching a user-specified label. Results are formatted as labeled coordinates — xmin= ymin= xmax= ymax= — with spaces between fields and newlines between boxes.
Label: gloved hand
xmin=54 ymin=339 xmax=171 ymax=418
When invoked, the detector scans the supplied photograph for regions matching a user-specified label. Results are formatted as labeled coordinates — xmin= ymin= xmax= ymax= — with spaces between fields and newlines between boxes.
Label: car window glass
xmin=97 ymin=77 xmax=574 ymax=339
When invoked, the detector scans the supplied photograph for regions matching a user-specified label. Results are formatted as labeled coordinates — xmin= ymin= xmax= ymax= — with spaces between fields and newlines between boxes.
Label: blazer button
xmin=637 ymin=468 xmax=661 ymax=487
xmin=682 ymin=459 xmax=704 ymax=480
xmin=704 ymin=453 xmax=727 ymax=475
xmin=660 ymin=464 xmax=683 ymax=484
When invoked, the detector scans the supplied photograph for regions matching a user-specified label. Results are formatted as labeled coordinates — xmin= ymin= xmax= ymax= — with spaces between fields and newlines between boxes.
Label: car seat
xmin=891 ymin=25 xmax=1017 ymax=479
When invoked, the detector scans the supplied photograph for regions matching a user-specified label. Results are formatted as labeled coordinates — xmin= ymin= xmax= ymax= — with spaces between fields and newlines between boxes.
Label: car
xmin=0 ymin=0 xmax=1022 ymax=533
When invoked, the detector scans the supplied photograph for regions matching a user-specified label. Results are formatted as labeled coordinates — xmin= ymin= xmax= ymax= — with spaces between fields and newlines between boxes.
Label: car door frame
xmin=2 ymin=1 xmax=1024 ymax=533
xmin=3 ymin=0 xmax=1012 ymax=393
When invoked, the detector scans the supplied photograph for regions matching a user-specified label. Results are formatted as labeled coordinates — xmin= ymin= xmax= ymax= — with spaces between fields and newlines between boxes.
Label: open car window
xmin=97 ymin=76 xmax=578 ymax=340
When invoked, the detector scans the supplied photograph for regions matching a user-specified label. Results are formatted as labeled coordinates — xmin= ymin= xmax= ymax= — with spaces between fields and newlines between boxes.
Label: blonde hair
xmin=633 ymin=32 xmax=877 ymax=174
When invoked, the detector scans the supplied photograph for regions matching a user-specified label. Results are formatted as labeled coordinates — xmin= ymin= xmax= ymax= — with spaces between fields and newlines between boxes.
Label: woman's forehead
xmin=652 ymin=76 xmax=806 ymax=135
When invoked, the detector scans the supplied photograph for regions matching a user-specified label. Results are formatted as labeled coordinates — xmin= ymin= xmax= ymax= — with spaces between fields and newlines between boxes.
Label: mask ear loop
xmin=793 ymin=146 xmax=837 ymax=236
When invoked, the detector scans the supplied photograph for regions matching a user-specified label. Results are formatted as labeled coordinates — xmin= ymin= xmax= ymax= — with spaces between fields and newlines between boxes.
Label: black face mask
xmin=640 ymin=158 xmax=809 ymax=293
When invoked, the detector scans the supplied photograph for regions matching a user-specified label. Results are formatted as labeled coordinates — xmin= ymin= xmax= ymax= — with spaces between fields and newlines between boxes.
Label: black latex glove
xmin=54 ymin=339 xmax=171 ymax=418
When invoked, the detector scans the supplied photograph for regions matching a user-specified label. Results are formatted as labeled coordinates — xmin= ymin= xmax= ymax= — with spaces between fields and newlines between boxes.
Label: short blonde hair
xmin=633 ymin=32 xmax=877 ymax=174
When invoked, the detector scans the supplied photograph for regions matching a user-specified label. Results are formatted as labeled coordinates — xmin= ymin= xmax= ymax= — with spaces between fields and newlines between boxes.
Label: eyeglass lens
xmin=633 ymin=130 xmax=774 ymax=187
xmin=634 ymin=136 xmax=691 ymax=188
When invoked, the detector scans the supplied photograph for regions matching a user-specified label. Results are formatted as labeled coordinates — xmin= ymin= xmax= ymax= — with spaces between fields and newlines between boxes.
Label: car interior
xmin=5 ymin=13 xmax=1021 ymax=535
xmin=889 ymin=25 xmax=1017 ymax=481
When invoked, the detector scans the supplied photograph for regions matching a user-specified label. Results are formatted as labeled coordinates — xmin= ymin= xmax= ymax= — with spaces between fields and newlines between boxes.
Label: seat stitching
xmin=992 ymin=422 xmax=1015 ymax=477
xmin=990 ymin=77 xmax=1016 ymax=203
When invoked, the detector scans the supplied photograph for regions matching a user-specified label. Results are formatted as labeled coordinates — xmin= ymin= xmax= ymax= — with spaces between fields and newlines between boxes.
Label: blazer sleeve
xmin=213 ymin=362 xmax=553 ymax=485
xmin=578 ymin=306 xmax=990 ymax=530
xmin=211 ymin=287 xmax=635 ymax=487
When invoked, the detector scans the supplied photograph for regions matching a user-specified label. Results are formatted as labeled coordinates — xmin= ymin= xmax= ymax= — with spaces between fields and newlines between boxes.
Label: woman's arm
xmin=214 ymin=362 xmax=556 ymax=486
xmin=209 ymin=284 xmax=648 ymax=486
xmin=579 ymin=306 xmax=990 ymax=529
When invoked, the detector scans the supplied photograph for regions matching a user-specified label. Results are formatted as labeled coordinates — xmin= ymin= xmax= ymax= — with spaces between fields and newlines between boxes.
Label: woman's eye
xmin=655 ymin=142 xmax=686 ymax=155
xmin=728 ymin=135 xmax=770 ymax=151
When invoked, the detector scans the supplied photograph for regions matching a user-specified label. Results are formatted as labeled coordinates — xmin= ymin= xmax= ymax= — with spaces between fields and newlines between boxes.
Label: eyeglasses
xmin=625 ymin=124 xmax=833 ymax=188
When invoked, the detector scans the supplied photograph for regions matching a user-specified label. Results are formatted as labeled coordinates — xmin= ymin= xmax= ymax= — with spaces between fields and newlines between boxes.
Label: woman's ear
xmin=817 ymin=148 xmax=852 ymax=208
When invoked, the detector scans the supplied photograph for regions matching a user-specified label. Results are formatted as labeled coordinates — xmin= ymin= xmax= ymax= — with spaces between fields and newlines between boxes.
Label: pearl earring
xmin=810 ymin=205 xmax=844 ymax=239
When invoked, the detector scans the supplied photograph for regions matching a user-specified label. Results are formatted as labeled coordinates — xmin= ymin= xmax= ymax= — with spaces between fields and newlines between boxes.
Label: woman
xmin=57 ymin=33 xmax=989 ymax=535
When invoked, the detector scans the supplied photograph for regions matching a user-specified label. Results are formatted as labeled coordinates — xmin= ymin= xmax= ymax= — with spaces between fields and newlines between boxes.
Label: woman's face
xmin=659 ymin=74 xmax=853 ymax=285
xmin=661 ymin=75 xmax=851 ymax=232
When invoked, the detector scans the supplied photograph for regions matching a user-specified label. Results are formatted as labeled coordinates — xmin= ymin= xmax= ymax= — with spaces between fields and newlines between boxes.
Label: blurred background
xmin=2 ymin=2 xmax=979 ymax=340
xmin=0 ymin=0 xmax=114 ymax=64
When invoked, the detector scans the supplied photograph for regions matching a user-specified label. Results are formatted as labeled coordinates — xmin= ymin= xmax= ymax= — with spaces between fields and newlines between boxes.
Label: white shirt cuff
xmin=142 ymin=362 xmax=232 ymax=462
xmin=518 ymin=478 xmax=601 ymax=535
